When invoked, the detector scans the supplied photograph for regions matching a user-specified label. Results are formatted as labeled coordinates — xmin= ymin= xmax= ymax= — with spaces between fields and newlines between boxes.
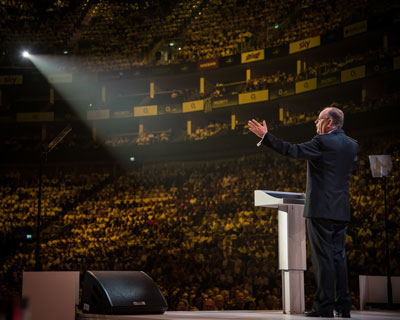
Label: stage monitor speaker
xmin=81 ymin=271 xmax=168 ymax=315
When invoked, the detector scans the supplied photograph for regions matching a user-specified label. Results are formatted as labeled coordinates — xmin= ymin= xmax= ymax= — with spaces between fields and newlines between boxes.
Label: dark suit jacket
xmin=261 ymin=129 xmax=359 ymax=221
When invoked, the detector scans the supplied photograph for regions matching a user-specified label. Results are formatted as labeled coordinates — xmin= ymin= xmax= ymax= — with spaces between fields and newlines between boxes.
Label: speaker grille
xmin=81 ymin=271 xmax=168 ymax=314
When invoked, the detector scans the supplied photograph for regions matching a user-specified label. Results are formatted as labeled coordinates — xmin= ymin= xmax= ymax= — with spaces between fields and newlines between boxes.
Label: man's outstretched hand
xmin=248 ymin=119 xmax=268 ymax=138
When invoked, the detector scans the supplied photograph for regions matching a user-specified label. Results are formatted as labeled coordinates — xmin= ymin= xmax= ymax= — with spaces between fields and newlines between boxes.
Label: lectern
xmin=255 ymin=190 xmax=306 ymax=314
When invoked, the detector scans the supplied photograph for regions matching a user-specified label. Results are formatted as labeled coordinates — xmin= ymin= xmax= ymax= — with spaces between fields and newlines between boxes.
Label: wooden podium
xmin=255 ymin=190 xmax=306 ymax=314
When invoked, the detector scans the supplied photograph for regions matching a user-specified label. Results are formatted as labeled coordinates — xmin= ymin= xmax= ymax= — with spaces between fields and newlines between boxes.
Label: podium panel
xmin=278 ymin=206 xmax=306 ymax=271
xmin=282 ymin=271 xmax=305 ymax=314
xmin=255 ymin=190 xmax=306 ymax=314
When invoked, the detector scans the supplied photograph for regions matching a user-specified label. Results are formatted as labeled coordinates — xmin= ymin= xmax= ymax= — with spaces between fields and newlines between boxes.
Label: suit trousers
xmin=306 ymin=218 xmax=352 ymax=312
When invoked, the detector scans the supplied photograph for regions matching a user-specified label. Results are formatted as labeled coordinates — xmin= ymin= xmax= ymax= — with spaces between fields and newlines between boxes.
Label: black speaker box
xmin=81 ymin=271 xmax=168 ymax=315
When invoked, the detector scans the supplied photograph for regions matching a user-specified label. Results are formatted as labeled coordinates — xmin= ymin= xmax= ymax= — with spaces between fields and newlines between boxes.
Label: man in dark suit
xmin=248 ymin=107 xmax=359 ymax=318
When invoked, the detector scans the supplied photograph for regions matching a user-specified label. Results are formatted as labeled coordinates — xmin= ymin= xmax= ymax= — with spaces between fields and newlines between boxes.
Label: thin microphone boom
xmin=46 ymin=125 xmax=72 ymax=153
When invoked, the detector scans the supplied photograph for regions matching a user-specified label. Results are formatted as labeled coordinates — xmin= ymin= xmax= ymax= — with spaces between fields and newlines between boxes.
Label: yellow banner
xmin=16 ymin=112 xmax=54 ymax=122
xmin=87 ymin=109 xmax=110 ymax=120
xmin=134 ymin=105 xmax=158 ymax=117
xmin=182 ymin=100 xmax=204 ymax=113
xmin=341 ymin=65 xmax=366 ymax=83
xmin=295 ymin=78 xmax=317 ymax=94
xmin=289 ymin=36 xmax=320 ymax=54
xmin=241 ymin=49 xmax=264 ymax=64
xmin=0 ymin=75 xmax=23 ymax=85
xmin=394 ymin=56 xmax=400 ymax=70
xmin=112 ymin=110 xmax=133 ymax=119
xmin=238 ymin=90 xmax=268 ymax=104
xmin=344 ymin=20 xmax=367 ymax=38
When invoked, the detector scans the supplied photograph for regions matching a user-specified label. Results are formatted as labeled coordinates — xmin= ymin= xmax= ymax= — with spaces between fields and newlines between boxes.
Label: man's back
xmin=305 ymin=130 xmax=359 ymax=221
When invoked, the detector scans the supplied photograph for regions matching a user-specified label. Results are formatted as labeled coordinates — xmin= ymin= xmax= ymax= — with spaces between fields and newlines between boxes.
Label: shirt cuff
xmin=256 ymin=132 xmax=267 ymax=147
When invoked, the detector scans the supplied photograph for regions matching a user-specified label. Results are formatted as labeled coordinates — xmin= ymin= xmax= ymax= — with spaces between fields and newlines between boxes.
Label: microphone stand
xmin=34 ymin=125 xmax=72 ymax=271
xmin=382 ymin=175 xmax=393 ymax=306
xmin=366 ymin=154 xmax=399 ymax=310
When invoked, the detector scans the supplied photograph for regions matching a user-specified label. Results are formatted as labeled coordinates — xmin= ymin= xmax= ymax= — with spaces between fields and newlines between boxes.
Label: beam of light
xmin=28 ymin=54 xmax=97 ymax=119
xmin=27 ymin=54 xmax=124 ymax=164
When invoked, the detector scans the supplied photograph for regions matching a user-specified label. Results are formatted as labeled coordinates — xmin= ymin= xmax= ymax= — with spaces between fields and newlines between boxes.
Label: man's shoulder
xmin=346 ymin=135 xmax=358 ymax=144
xmin=320 ymin=130 xmax=359 ymax=150
xmin=338 ymin=130 xmax=359 ymax=146
xmin=322 ymin=129 xmax=355 ymax=140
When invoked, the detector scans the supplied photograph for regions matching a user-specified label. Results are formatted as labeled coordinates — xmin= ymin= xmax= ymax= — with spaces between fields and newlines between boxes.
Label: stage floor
xmin=79 ymin=310 xmax=400 ymax=320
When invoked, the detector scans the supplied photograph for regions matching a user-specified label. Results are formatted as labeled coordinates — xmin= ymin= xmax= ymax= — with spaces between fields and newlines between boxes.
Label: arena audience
xmin=187 ymin=122 xmax=229 ymax=141
xmin=1 ymin=0 xmax=393 ymax=69
xmin=0 ymin=129 xmax=398 ymax=311
xmin=0 ymin=1 xmax=399 ymax=311
xmin=1 ymin=90 xmax=398 ymax=150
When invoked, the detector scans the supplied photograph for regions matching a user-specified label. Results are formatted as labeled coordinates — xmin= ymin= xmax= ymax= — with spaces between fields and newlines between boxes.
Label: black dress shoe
xmin=334 ymin=310 xmax=351 ymax=318
xmin=304 ymin=309 xmax=334 ymax=317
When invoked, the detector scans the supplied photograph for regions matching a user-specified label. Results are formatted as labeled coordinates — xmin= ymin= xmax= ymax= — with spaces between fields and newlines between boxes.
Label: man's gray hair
xmin=326 ymin=107 xmax=344 ymax=129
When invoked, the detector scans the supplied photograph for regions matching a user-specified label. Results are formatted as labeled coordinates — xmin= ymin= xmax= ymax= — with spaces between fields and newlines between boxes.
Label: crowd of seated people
xmin=104 ymin=129 xmax=171 ymax=147
xmin=288 ymin=91 xmax=399 ymax=124
xmin=104 ymin=133 xmax=136 ymax=147
xmin=82 ymin=0 xmax=392 ymax=69
xmin=189 ymin=91 xmax=399 ymax=141
xmin=267 ymin=0 xmax=369 ymax=48
xmin=175 ymin=0 xmax=371 ymax=63
xmin=274 ymin=91 xmax=400 ymax=128
xmin=0 ymin=2 xmax=398 ymax=311
xmin=208 ymin=46 xmax=400 ymax=99
xmin=1 ymin=90 xmax=398 ymax=153
xmin=74 ymin=0 xmax=203 ymax=71
xmin=187 ymin=122 xmax=229 ymax=141
xmin=1 ymin=0 xmax=391 ymax=71
xmin=0 ymin=133 xmax=399 ymax=311
xmin=55 ymin=90 xmax=400 ymax=148
xmin=135 ymin=130 xmax=171 ymax=145
xmin=0 ymin=0 xmax=89 ymax=65
xmin=0 ymin=169 xmax=110 ymax=238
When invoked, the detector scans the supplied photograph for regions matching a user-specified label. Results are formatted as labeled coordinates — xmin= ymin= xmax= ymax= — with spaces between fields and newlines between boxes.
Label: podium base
xmin=281 ymin=270 xmax=305 ymax=314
